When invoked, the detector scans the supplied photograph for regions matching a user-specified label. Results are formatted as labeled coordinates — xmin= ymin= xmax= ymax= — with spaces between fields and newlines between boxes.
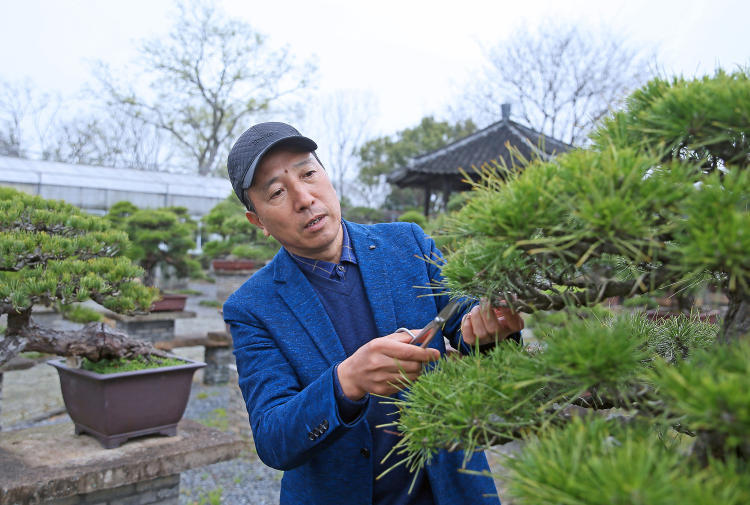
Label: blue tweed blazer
xmin=224 ymin=221 xmax=501 ymax=505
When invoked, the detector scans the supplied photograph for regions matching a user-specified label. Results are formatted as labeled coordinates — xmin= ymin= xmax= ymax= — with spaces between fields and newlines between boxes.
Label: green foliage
xmin=201 ymin=194 xmax=253 ymax=240
xmin=503 ymin=418 xmax=750 ymax=505
xmin=397 ymin=210 xmax=427 ymax=228
xmin=200 ymin=193 xmax=278 ymax=264
xmin=58 ymin=303 xmax=103 ymax=323
xmin=107 ymin=202 xmax=196 ymax=286
xmin=644 ymin=312 xmax=718 ymax=363
xmin=342 ymin=205 xmax=387 ymax=224
xmin=651 ymin=340 xmax=750 ymax=451
xmin=0 ymin=188 xmax=157 ymax=315
xmin=391 ymin=312 xmax=723 ymax=476
xmin=622 ymin=293 xmax=660 ymax=309
xmin=229 ymin=244 xmax=276 ymax=261
xmin=199 ymin=299 xmax=222 ymax=308
xmin=525 ymin=305 xmax=615 ymax=334
xmin=441 ymin=69 xmax=750 ymax=311
xmin=391 ymin=69 xmax=750 ymax=502
xmin=80 ymin=355 xmax=185 ymax=374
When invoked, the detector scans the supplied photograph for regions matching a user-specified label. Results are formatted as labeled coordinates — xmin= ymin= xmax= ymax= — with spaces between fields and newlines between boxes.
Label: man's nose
xmin=289 ymin=183 xmax=314 ymax=211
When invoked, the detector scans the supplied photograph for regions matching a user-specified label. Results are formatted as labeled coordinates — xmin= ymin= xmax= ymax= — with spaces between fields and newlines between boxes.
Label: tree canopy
xmin=0 ymin=188 xmax=159 ymax=365
xmin=96 ymin=0 xmax=315 ymax=174
xmin=357 ymin=116 xmax=476 ymax=212
xmin=388 ymin=69 xmax=750 ymax=503
xmin=459 ymin=21 xmax=653 ymax=145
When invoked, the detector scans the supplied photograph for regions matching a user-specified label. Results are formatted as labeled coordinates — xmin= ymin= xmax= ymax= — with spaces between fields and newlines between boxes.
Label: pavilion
xmin=388 ymin=104 xmax=571 ymax=216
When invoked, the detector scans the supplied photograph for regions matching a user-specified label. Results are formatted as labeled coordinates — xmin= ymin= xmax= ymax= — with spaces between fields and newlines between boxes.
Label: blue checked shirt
xmin=288 ymin=222 xmax=357 ymax=281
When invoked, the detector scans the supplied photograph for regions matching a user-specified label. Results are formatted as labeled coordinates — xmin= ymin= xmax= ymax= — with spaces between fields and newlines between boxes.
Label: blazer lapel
xmin=346 ymin=221 xmax=398 ymax=337
xmin=274 ymin=250 xmax=347 ymax=366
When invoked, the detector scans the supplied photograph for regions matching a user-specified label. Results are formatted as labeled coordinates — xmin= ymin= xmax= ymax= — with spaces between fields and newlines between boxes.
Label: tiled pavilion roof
xmin=389 ymin=109 xmax=571 ymax=190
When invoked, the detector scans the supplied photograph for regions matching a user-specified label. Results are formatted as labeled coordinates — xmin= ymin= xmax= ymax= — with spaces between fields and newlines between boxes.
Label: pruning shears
xmin=396 ymin=300 xmax=462 ymax=348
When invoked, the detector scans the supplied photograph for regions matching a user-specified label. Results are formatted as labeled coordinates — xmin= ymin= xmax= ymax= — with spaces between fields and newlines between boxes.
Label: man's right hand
xmin=337 ymin=332 xmax=441 ymax=400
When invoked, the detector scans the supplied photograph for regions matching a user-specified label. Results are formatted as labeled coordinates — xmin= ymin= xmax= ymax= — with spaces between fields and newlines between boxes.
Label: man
xmin=223 ymin=122 xmax=523 ymax=505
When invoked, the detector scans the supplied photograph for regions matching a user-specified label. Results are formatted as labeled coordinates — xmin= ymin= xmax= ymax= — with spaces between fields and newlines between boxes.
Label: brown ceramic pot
xmin=211 ymin=259 xmax=257 ymax=271
xmin=48 ymin=357 xmax=205 ymax=449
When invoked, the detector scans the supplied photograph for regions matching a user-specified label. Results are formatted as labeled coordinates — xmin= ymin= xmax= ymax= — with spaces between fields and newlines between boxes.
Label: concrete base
xmin=213 ymin=270 xmax=256 ymax=304
xmin=0 ymin=419 xmax=241 ymax=505
xmin=203 ymin=346 xmax=233 ymax=385
xmin=101 ymin=310 xmax=197 ymax=342
xmin=46 ymin=474 xmax=179 ymax=505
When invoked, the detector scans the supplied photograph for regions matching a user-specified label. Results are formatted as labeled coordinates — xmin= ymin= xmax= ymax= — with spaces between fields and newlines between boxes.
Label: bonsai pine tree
xmin=388 ymin=69 xmax=750 ymax=503
xmin=107 ymin=202 xmax=197 ymax=287
xmin=0 ymin=188 xmax=161 ymax=366
xmin=201 ymin=193 xmax=278 ymax=264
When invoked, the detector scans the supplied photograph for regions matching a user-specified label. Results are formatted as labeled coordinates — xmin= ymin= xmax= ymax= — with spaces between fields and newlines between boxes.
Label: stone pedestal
xmin=0 ymin=419 xmax=241 ymax=505
xmin=203 ymin=331 xmax=234 ymax=385
xmin=101 ymin=310 xmax=197 ymax=343
xmin=213 ymin=269 xmax=256 ymax=304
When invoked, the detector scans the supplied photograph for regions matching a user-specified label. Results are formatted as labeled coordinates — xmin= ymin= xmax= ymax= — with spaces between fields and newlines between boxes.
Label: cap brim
xmin=241 ymin=135 xmax=318 ymax=190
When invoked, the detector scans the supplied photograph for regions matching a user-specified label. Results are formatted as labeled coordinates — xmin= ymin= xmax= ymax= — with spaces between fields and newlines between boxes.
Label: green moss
xmin=19 ymin=351 xmax=47 ymax=359
xmin=199 ymin=299 xmax=222 ymax=308
xmin=58 ymin=304 xmax=103 ymax=323
xmin=198 ymin=408 xmax=228 ymax=430
xmin=168 ymin=288 xmax=203 ymax=295
xmin=80 ymin=355 xmax=185 ymax=374
xmin=397 ymin=210 xmax=428 ymax=228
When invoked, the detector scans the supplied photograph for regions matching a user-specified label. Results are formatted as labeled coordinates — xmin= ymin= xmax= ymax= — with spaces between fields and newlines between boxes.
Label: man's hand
xmin=337 ymin=332 xmax=440 ymax=400
xmin=461 ymin=299 xmax=524 ymax=347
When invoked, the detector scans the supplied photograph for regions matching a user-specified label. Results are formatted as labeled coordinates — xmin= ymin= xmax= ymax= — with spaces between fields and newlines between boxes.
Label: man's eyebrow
xmin=260 ymin=175 xmax=280 ymax=192
xmin=292 ymin=156 xmax=314 ymax=168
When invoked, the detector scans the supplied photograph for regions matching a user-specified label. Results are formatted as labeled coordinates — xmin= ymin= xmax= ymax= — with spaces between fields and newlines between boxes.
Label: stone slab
xmin=100 ymin=310 xmax=197 ymax=323
xmin=0 ymin=419 xmax=241 ymax=505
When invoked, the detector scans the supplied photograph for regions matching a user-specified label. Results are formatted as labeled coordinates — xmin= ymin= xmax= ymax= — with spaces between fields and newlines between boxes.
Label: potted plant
xmin=0 ymin=189 xmax=204 ymax=448
xmin=201 ymin=194 xmax=277 ymax=271
xmin=107 ymin=202 xmax=197 ymax=311
xmin=48 ymin=353 xmax=203 ymax=448
xmin=388 ymin=69 xmax=749 ymax=501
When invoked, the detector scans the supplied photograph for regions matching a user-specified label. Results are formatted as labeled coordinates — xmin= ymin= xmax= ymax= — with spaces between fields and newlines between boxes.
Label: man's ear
xmin=245 ymin=211 xmax=270 ymax=237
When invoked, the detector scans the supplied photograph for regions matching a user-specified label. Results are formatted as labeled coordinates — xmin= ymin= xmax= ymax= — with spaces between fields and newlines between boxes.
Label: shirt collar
xmin=288 ymin=221 xmax=356 ymax=279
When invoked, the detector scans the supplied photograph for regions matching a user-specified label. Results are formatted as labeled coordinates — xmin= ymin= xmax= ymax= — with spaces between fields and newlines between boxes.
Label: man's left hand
xmin=460 ymin=299 xmax=524 ymax=346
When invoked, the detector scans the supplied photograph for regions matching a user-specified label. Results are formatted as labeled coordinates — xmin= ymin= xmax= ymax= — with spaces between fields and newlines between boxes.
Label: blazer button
xmin=360 ymin=447 xmax=370 ymax=458
xmin=308 ymin=432 xmax=316 ymax=441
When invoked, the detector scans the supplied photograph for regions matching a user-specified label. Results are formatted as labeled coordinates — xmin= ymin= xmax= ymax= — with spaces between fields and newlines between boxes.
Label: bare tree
xmin=307 ymin=90 xmax=379 ymax=203
xmin=96 ymin=0 xmax=315 ymax=175
xmin=0 ymin=78 xmax=59 ymax=157
xmin=459 ymin=21 xmax=654 ymax=145
xmin=47 ymin=111 xmax=166 ymax=170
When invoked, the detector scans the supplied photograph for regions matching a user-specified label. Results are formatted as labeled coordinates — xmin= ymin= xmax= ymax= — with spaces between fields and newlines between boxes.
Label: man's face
xmin=245 ymin=148 xmax=343 ymax=262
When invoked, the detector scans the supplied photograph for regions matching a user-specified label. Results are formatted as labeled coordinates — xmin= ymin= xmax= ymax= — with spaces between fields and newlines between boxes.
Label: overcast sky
xmin=1 ymin=0 xmax=748 ymax=137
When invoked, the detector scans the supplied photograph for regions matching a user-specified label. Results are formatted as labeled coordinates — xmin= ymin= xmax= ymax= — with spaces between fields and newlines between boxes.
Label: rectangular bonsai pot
xmin=48 ymin=357 xmax=205 ymax=449
xmin=149 ymin=293 xmax=188 ymax=312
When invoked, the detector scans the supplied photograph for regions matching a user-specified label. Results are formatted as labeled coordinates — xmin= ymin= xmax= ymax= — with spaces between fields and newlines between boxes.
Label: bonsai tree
xmin=107 ymin=202 xmax=197 ymax=287
xmin=387 ymin=69 xmax=750 ymax=503
xmin=0 ymin=188 xmax=161 ymax=367
xmin=201 ymin=193 xmax=277 ymax=265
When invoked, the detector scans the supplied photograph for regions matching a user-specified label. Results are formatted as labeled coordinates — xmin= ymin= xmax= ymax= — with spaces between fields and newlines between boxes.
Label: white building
xmin=0 ymin=155 xmax=231 ymax=217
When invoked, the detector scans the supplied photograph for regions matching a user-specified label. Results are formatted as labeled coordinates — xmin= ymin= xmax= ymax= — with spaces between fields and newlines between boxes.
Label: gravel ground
xmin=177 ymin=381 xmax=283 ymax=505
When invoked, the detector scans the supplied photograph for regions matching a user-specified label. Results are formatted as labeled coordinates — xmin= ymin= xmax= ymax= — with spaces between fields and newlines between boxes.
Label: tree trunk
xmin=1 ymin=316 xmax=165 ymax=368
xmin=718 ymin=293 xmax=750 ymax=344
xmin=0 ymin=373 xmax=4 ymax=431
xmin=0 ymin=309 xmax=32 ymax=365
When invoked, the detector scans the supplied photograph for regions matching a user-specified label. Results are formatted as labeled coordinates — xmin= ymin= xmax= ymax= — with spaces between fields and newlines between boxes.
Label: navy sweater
xmin=301 ymin=261 xmax=434 ymax=505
